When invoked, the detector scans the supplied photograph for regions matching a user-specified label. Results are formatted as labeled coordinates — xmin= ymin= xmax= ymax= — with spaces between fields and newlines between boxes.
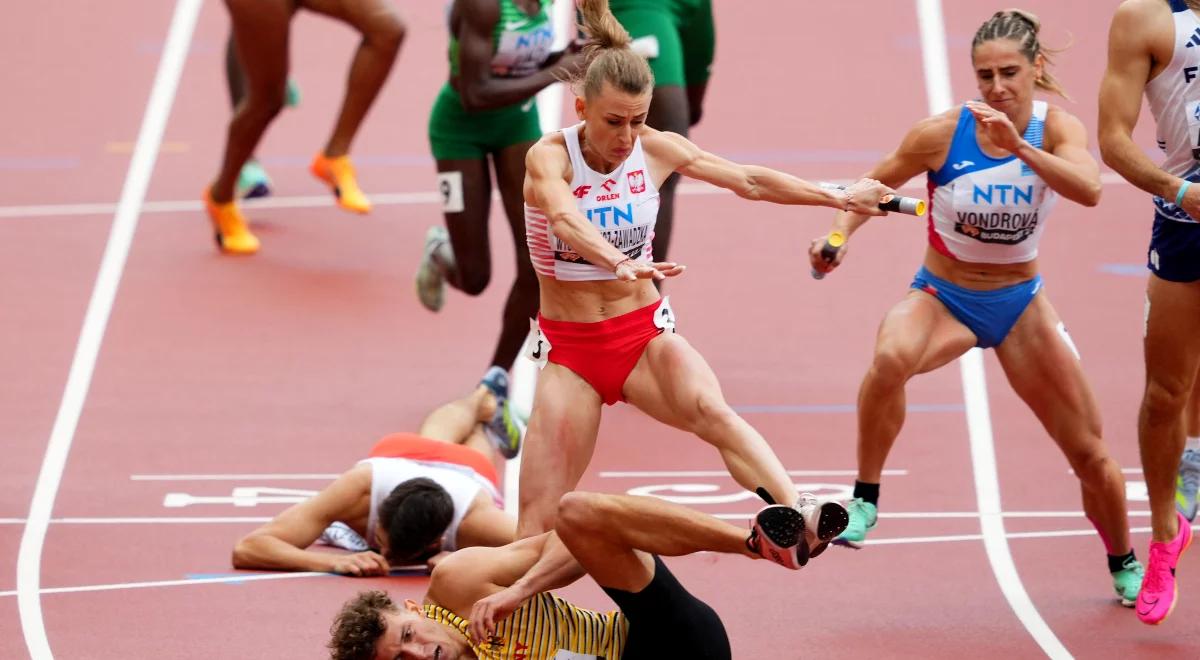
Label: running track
xmin=3 ymin=1 xmax=1198 ymax=657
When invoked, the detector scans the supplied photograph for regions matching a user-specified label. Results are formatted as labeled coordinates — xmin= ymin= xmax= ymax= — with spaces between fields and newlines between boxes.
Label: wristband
xmin=1177 ymin=180 xmax=1192 ymax=207
xmin=612 ymin=257 xmax=633 ymax=273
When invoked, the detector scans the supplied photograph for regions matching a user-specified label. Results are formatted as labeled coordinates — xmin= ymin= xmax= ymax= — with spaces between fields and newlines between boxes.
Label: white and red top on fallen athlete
xmin=1146 ymin=0 xmax=1200 ymax=223
xmin=925 ymin=100 xmax=1057 ymax=264
xmin=525 ymin=123 xmax=660 ymax=281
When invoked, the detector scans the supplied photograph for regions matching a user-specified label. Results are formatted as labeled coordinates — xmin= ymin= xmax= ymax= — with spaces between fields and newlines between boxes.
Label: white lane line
xmin=2 ymin=523 xmax=1189 ymax=602
xmin=15 ymin=1 xmax=203 ymax=657
xmin=0 ymin=173 xmax=1135 ymax=221
xmin=599 ymin=469 xmax=910 ymax=478
xmin=0 ymin=509 xmax=1160 ymax=527
xmin=0 ymin=571 xmax=333 ymax=599
xmin=916 ymin=1 xmax=1069 ymax=657
xmin=130 ymin=473 xmax=341 ymax=481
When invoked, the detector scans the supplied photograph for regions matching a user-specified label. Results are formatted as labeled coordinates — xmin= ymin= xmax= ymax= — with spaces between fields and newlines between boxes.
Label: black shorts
xmin=1149 ymin=214 xmax=1200 ymax=283
xmin=602 ymin=555 xmax=731 ymax=659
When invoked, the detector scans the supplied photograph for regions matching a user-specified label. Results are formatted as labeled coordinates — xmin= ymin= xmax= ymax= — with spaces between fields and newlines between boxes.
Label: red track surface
xmin=3 ymin=1 xmax=1198 ymax=657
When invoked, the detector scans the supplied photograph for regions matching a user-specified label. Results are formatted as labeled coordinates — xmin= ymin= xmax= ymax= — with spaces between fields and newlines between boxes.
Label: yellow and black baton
xmin=811 ymin=231 xmax=846 ymax=280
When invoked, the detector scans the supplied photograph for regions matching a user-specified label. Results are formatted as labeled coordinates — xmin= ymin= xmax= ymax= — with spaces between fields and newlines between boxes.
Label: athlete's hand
xmin=469 ymin=586 xmax=528 ymax=644
xmin=842 ymin=178 xmax=894 ymax=216
xmin=966 ymin=101 xmax=1024 ymax=153
xmin=328 ymin=551 xmax=390 ymax=577
xmin=809 ymin=234 xmax=848 ymax=276
xmin=613 ymin=259 xmax=685 ymax=281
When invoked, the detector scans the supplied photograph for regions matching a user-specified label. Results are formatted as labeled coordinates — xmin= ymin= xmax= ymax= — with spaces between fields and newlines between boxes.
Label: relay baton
xmin=810 ymin=231 xmax=846 ymax=280
xmin=820 ymin=183 xmax=926 ymax=216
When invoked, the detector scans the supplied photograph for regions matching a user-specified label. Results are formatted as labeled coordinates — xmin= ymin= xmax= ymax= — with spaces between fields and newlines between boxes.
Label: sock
xmin=1108 ymin=550 xmax=1136 ymax=573
xmin=853 ymin=480 xmax=880 ymax=507
xmin=1186 ymin=436 xmax=1200 ymax=452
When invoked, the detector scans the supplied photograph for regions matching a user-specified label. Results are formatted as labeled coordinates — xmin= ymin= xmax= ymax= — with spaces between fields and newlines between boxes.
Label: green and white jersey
xmin=450 ymin=0 xmax=554 ymax=79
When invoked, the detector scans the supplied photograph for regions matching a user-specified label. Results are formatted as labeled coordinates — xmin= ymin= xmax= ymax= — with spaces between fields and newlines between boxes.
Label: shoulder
xmin=640 ymin=126 xmax=702 ymax=167
xmin=1042 ymin=104 xmax=1085 ymax=135
xmin=526 ymin=133 xmax=570 ymax=172
xmin=899 ymin=109 xmax=960 ymax=154
xmin=457 ymin=0 xmax=501 ymax=31
xmin=1112 ymin=0 xmax=1175 ymax=43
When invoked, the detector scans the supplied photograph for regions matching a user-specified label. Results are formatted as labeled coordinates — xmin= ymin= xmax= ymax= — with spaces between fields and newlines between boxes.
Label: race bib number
xmin=653 ymin=296 xmax=677 ymax=333
xmin=525 ymin=318 xmax=551 ymax=368
xmin=552 ymin=652 xmax=599 ymax=660
xmin=1186 ymin=98 xmax=1200 ymax=161
xmin=950 ymin=173 xmax=1043 ymax=245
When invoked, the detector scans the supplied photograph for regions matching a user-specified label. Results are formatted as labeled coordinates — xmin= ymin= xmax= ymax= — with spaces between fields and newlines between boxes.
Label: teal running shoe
xmin=285 ymin=77 xmax=301 ymax=108
xmin=1176 ymin=448 xmax=1200 ymax=522
xmin=1111 ymin=555 xmax=1145 ymax=608
xmin=832 ymin=498 xmax=877 ymax=549
xmin=480 ymin=366 xmax=523 ymax=459
xmin=236 ymin=159 xmax=272 ymax=200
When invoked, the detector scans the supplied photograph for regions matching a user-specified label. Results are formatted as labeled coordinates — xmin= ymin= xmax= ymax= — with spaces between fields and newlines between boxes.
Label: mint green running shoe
xmin=1176 ymin=448 xmax=1200 ymax=522
xmin=236 ymin=159 xmax=272 ymax=200
xmin=832 ymin=498 xmax=877 ymax=549
xmin=285 ymin=77 xmax=301 ymax=108
xmin=1112 ymin=555 xmax=1145 ymax=608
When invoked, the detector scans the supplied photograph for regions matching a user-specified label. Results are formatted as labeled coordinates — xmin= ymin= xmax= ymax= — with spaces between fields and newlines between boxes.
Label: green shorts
xmin=610 ymin=0 xmax=715 ymax=88
xmin=427 ymin=84 xmax=543 ymax=161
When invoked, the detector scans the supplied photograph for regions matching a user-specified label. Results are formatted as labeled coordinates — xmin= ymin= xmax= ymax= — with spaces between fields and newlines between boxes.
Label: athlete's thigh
xmin=299 ymin=0 xmax=396 ymax=28
xmin=516 ymin=363 xmax=602 ymax=535
xmin=877 ymin=290 xmax=975 ymax=376
xmin=994 ymin=292 xmax=1101 ymax=447
xmin=1144 ymin=274 xmax=1200 ymax=393
xmin=623 ymin=332 xmax=724 ymax=431
xmin=225 ymin=0 xmax=292 ymax=91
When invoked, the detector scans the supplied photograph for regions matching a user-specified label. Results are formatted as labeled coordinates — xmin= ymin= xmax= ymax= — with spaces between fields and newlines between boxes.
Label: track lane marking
xmin=15 ymin=1 xmax=202 ymax=657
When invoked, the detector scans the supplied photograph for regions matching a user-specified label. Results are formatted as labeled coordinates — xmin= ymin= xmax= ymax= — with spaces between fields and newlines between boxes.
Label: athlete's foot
xmin=795 ymin=493 xmax=850 ymax=559
xmin=1136 ymin=512 xmax=1193 ymax=625
xmin=415 ymin=226 xmax=456 ymax=312
xmin=1112 ymin=555 xmax=1145 ymax=608
xmin=236 ymin=160 xmax=273 ymax=200
xmin=832 ymin=497 xmax=877 ymax=549
xmin=1176 ymin=448 xmax=1200 ymax=522
xmin=203 ymin=187 xmax=260 ymax=255
xmin=310 ymin=153 xmax=371 ymax=214
xmin=747 ymin=504 xmax=808 ymax=569
xmin=480 ymin=367 xmax=522 ymax=459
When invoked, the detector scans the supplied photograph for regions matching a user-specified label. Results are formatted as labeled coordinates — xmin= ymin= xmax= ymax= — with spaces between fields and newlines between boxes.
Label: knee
xmin=243 ymin=87 xmax=287 ymax=121
xmin=692 ymin=394 xmax=740 ymax=436
xmin=868 ymin=347 xmax=917 ymax=388
xmin=457 ymin=268 xmax=490 ymax=296
xmin=1142 ymin=377 xmax=1191 ymax=424
xmin=1071 ymin=450 xmax=1119 ymax=488
xmin=365 ymin=12 xmax=405 ymax=53
xmin=556 ymin=491 xmax=610 ymax=539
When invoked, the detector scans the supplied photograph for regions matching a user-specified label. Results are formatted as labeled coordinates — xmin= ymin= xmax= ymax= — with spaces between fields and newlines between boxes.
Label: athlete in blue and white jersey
xmin=810 ymin=9 xmax=1144 ymax=606
xmin=1099 ymin=0 xmax=1200 ymax=625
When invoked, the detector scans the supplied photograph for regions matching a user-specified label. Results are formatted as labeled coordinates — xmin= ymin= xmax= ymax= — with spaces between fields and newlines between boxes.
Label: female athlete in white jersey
xmin=465 ymin=0 xmax=893 ymax=636
xmin=809 ymin=10 xmax=1144 ymax=605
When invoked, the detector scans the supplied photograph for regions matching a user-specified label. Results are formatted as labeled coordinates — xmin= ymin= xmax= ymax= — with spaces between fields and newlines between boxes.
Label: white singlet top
xmin=358 ymin=457 xmax=485 ymax=552
xmin=525 ymin=123 xmax=661 ymax=281
xmin=1146 ymin=0 xmax=1200 ymax=223
xmin=925 ymin=100 xmax=1057 ymax=264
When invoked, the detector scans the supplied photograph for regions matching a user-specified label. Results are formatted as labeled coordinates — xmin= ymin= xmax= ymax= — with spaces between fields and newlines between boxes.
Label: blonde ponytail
xmin=575 ymin=0 xmax=654 ymax=98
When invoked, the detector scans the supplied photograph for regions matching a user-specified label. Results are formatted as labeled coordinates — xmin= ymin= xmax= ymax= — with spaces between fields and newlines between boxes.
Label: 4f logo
xmin=600 ymin=178 xmax=617 ymax=192
xmin=627 ymin=170 xmax=646 ymax=194
xmin=573 ymin=185 xmax=591 ymax=198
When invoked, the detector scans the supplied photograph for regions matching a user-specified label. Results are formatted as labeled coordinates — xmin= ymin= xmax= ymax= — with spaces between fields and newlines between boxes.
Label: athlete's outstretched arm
xmin=525 ymin=140 xmax=682 ymax=281
xmin=453 ymin=0 xmax=580 ymax=111
xmin=231 ymin=466 xmax=389 ymax=576
xmin=1099 ymin=1 xmax=1188 ymax=205
xmin=648 ymin=130 xmax=893 ymax=214
xmin=810 ymin=113 xmax=952 ymax=276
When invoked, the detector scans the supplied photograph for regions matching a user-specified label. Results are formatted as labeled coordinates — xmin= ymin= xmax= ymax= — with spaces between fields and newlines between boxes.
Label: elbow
xmin=1081 ymin=183 xmax=1103 ymax=208
xmin=1097 ymin=133 xmax=1120 ymax=170
xmin=230 ymin=536 xmax=255 ymax=569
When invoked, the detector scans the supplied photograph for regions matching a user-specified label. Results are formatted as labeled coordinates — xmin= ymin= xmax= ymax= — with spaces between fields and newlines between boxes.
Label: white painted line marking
xmin=0 ymin=517 xmax=273 ymax=525
xmin=916 ymin=1 xmax=1068 ymax=655
xmin=599 ymin=469 xmax=908 ymax=478
xmin=130 ymin=473 xmax=341 ymax=481
xmin=15 ymin=2 xmax=202 ymax=657
xmin=0 ymin=571 xmax=332 ymax=599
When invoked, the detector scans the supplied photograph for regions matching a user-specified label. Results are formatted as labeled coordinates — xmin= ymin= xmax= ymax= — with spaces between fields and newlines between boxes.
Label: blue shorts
xmin=910 ymin=266 xmax=1042 ymax=348
xmin=1149 ymin=214 xmax=1200 ymax=283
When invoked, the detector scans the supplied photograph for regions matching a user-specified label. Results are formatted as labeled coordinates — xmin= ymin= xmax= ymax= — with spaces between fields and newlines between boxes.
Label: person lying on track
xmin=232 ymin=385 xmax=518 ymax=575
xmin=326 ymin=491 xmax=815 ymax=660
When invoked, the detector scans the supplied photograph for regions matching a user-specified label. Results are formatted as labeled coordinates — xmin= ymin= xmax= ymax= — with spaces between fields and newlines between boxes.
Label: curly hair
xmin=328 ymin=590 xmax=397 ymax=660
